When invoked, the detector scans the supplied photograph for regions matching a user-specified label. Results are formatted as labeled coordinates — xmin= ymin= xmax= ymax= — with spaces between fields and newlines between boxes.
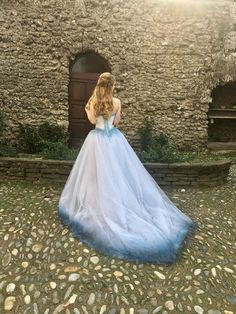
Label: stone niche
xmin=208 ymin=81 xmax=236 ymax=149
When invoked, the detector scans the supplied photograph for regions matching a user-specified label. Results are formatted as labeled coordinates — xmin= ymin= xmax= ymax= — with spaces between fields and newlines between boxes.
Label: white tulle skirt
xmin=58 ymin=127 xmax=197 ymax=264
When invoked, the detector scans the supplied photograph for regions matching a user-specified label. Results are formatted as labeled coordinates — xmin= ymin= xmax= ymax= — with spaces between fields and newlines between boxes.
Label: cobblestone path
xmin=0 ymin=166 xmax=235 ymax=314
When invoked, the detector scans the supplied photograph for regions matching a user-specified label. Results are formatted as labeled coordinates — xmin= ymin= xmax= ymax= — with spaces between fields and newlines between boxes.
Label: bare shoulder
xmin=112 ymin=97 xmax=121 ymax=111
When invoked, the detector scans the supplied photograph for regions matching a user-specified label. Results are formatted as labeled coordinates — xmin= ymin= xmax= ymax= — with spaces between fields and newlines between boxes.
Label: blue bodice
xmin=94 ymin=113 xmax=117 ymax=137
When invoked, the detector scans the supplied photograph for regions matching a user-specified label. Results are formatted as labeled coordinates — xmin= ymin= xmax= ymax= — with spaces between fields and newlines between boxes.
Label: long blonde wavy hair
xmin=88 ymin=72 xmax=115 ymax=120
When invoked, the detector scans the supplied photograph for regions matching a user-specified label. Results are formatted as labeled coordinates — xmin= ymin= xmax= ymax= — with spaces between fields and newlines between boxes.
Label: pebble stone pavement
xmin=0 ymin=165 xmax=235 ymax=314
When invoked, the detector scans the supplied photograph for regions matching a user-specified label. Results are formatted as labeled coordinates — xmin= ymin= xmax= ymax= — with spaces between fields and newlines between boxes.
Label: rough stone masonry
xmin=0 ymin=0 xmax=236 ymax=150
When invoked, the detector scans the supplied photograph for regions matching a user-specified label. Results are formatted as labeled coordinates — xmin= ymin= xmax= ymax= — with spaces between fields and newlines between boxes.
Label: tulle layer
xmin=58 ymin=127 xmax=198 ymax=264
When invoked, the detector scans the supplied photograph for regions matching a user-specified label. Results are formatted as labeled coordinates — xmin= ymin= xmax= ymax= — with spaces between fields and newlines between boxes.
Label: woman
xmin=58 ymin=72 xmax=198 ymax=264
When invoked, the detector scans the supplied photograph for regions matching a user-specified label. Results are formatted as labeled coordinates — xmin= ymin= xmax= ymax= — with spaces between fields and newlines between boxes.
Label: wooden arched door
xmin=68 ymin=52 xmax=111 ymax=147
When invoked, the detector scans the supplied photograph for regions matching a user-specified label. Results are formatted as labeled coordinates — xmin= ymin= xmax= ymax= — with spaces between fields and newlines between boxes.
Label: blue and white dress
xmin=58 ymin=113 xmax=197 ymax=264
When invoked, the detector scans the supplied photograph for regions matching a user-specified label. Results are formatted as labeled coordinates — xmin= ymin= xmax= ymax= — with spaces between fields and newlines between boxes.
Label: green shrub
xmin=19 ymin=121 xmax=69 ymax=154
xmin=0 ymin=144 xmax=18 ymax=157
xmin=138 ymin=117 xmax=155 ymax=151
xmin=138 ymin=117 xmax=190 ymax=163
xmin=38 ymin=121 xmax=69 ymax=144
xmin=40 ymin=142 xmax=79 ymax=160
xmin=18 ymin=124 xmax=44 ymax=153
xmin=0 ymin=111 xmax=5 ymax=137
xmin=0 ymin=112 xmax=19 ymax=157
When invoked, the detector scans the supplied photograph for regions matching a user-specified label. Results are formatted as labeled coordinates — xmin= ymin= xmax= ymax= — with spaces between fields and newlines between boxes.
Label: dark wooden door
xmin=68 ymin=72 xmax=99 ymax=147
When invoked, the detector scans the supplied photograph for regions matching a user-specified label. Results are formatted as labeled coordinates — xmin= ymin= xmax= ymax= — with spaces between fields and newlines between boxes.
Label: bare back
xmin=111 ymin=97 xmax=121 ymax=115
xmin=112 ymin=97 xmax=122 ymax=126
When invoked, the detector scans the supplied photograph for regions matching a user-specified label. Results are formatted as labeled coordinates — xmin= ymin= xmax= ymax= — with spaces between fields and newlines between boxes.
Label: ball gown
xmin=58 ymin=113 xmax=198 ymax=264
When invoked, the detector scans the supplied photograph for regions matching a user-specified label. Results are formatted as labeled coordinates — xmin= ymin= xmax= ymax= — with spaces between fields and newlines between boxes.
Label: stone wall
xmin=1 ymin=0 xmax=236 ymax=150
xmin=0 ymin=157 xmax=232 ymax=187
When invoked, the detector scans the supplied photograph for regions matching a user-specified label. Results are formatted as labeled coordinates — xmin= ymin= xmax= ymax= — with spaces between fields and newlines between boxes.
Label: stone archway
xmin=207 ymin=81 xmax=236 ymax=150
xmin=68 ymin=52 xmax=111 ymax=148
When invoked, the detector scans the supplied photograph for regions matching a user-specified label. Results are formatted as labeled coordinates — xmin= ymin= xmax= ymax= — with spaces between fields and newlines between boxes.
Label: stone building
xmin=1 ymin=0 xmax=236 ymax=151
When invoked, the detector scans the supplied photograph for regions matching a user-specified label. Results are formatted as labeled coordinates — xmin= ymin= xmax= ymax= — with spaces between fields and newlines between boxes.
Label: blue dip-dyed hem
xmin=58 ymin=204 xmax=198 ymax=265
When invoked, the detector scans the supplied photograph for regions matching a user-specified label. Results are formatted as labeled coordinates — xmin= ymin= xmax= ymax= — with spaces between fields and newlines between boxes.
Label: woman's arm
xmin=113 ymin=99 xmax=122 ymax=126
xmin=85 ymin=96 xmax=97 ymax=125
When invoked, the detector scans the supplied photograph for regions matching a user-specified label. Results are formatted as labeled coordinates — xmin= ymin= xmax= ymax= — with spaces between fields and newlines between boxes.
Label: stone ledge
xmin=0 ymin=157 xmax=232 ymax=187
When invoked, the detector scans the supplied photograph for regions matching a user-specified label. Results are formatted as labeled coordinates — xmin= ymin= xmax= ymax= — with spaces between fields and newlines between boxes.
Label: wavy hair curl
xmin=88 ymin=72 xmax=116 ymax=119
